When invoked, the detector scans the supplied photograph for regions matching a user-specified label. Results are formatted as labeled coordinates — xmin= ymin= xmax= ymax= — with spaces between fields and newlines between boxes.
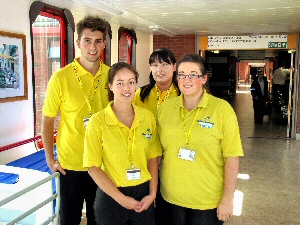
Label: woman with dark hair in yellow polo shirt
xmin=133 ymin=48 xmax=180 ymax=115
xmin=83 ymin=62 xmax=161 ymax=225
xmin=133 ymin=48 xmax=180 ymax=224
xmin=157 ymin=54 xmax=244 ymax=225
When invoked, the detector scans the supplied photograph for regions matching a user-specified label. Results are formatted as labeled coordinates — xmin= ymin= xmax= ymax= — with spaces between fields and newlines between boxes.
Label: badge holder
xmin=83 ymin=117 xmax=90 ymax=127
xmin=126 ymin=165 xmax=141 ymax=180
xmin=178 ymin=148 xmax=196 ymax=162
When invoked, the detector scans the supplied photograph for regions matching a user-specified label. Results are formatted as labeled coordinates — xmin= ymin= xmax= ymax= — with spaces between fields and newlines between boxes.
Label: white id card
xmin=178 ymin=148 xmax=196 ymax=162
xmin=83 ymin=117 xmax=90 ymax=127
xmin=126 ymin=169 xmax=141 ymax=180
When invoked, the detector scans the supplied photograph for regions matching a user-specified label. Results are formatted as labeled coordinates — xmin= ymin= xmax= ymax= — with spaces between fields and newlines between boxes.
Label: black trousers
xmin=253 ymin=97 xmax=266 ymax=123
xmin=59 ymin=170 xmax=97 ymax=225
xmin=154 ymin=179 xmax=169 ymax=225
xmin=162 ymin=199 xmax=224 ymax=225
xmin=94 ymin=181 xmax=154 ymax=225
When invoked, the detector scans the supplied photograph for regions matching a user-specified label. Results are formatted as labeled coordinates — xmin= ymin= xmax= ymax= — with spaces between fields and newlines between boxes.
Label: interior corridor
xmin=226 ymin=86 xmax=300 ymax=225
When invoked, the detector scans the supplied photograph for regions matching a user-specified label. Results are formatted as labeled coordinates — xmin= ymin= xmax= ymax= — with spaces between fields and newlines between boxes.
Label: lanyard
xmin=156 ymin=84 xmax=173 ymax=109
xmin=181 ymin=107 xmax=200 ymax=148
xmin=72 ymin=61 xmax=102 ymax=116
xmin=117 ymin=125 xmax=136 ymax=168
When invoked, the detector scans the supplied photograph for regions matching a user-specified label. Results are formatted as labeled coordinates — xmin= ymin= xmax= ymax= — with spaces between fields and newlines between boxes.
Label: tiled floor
xmin=226 ymin=86 xmax=300 ymax=225
xmin=81 ymin=85 xmax=300 ymax=225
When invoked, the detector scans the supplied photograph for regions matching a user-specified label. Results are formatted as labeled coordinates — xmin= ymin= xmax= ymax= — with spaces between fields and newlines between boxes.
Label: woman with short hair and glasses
xmin=156 ymin=54 xmax=244 ymax=225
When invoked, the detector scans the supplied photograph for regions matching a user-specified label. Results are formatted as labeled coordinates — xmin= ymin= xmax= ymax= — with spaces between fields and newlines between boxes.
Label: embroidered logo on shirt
xmin=198 ymin=116 xmax=214 ymax=128
xmin=142 ymin=128 xmax=152 ymax=139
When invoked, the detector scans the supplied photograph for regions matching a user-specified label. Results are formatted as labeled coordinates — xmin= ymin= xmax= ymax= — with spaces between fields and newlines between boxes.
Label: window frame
xmin=29 ymin=1 xmax=75 ymax=136
xmin=118 ymin=27 xmax=137 ymax=67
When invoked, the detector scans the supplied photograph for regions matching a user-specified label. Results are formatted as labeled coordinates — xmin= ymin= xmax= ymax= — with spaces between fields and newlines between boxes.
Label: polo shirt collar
xmin=155 ymin=83 xmax=177 ymax=93
xmin=176 ymin=90 xmax=209 ymax=109
xmin=104 ymin=102 xmax=145 ymax=129
xmin=73 ymin=58 xmax=102 ymax=78
xmin=73 ymin=58 xmax=88 ymax=77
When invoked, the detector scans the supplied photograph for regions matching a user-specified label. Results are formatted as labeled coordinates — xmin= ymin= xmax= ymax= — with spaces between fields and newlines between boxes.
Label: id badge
xmin=126 ymin=168 xmax=141 ymax=180
xmin=83 ymin=117 xmax=90 ymax=127
xmin=178 ymin=148 xmax=196 ymax=162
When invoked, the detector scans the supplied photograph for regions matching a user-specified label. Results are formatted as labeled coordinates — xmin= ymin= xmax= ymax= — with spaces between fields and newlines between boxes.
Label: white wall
xmin=0 ymin=0 xmax=36 ymax=164
xmin=135 ymin=32 xmax=152 ymax=88
xmin=0 ymin=1 xmax=153 ymax=164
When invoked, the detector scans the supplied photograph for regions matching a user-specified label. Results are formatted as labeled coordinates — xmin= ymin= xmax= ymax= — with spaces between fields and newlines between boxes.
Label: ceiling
xmin=42 ymin=0 xmax=300 ymax=37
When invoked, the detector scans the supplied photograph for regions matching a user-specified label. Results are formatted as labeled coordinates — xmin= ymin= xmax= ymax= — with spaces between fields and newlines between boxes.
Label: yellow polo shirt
xmin=133 ymin=84 xmax=179 ymax=115
xmin=157 ymin=91 xmax=244 ymax=210
xmin=42 ymin=58 xmax=110 ymax=171
xmin=83 ymin=102 xmax=162 ymax=187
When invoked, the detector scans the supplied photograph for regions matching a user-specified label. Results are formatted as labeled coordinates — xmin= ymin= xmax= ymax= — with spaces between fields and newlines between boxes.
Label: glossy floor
xmin=227 ymin=86 xmax=300 ymax=225
xmin=81 ymin=86 xmax=300 ymax=225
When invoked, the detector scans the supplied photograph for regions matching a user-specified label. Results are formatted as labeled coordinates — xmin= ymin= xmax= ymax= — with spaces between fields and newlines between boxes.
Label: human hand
xmin=217 ymin=198 xmax=234 ymax=222
xmin=119 ymin=195 xmax=143 ymax=211
xmin=135 ymin=195 xmax=155 ymax=213
xmin=47 ymin=159 xmax=66 ymax=175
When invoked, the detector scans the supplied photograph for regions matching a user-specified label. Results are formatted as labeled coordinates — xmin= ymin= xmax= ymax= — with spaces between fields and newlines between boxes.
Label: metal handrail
xmin=0 ymin=172 xmax=60 ymax=225
xmin=0 ymin=131 xmax=57 ymax=153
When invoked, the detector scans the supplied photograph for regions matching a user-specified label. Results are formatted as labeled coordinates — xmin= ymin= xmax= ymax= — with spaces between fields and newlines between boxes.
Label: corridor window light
xmin=237 ymin=173 xmax=250 ymax=180
xmin=233 ymin=190 xmax=244 ymax=216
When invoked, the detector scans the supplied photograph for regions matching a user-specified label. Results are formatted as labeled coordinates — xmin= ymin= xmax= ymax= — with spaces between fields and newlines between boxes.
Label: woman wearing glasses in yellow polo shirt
xmin=133 ymin=48 xmax=180 ymax=115
xmin=157 ymin=54 xmax=244 ymax=225
xmin=83 ymin=62 xmax=161 ymax=225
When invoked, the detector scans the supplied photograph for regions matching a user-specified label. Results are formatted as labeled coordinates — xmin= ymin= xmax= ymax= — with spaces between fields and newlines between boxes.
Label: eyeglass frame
xmin=177 ymin=73 xmax=205 ymax=79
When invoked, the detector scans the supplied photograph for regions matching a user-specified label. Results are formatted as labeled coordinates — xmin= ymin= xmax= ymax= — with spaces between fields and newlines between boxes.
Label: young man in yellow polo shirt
xmin=42 ymin=16 xmax=109 ymax=225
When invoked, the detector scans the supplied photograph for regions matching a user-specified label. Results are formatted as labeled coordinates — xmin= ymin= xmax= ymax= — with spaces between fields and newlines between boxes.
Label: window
xmin=30 ymin=1 xmax=75 ymax=135
xmin=118 ymin=27 xmax=136 ymax=67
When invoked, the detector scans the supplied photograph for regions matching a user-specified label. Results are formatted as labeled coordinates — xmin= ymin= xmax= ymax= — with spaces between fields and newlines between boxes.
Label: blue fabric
xmin=0 ymin=172 xmax=19 ymax=184
xmin=3 ymin=147 xmax=57 ymax=192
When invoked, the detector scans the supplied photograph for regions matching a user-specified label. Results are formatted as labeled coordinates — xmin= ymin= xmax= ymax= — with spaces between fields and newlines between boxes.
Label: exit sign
xmin=268 ymin=42 xmax=288 ymax=48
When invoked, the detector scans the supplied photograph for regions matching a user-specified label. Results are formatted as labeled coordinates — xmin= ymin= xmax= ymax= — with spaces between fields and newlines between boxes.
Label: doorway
xmin=205 ymin=49 xmax=295 ymax=138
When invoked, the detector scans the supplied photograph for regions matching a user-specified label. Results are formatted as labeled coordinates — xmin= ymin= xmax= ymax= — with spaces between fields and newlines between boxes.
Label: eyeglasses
xmin=177 ymin=73 xmax=204 ymax=79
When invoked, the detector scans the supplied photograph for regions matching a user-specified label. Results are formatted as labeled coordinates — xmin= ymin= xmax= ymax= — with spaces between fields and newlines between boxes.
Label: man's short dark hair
xmin=76 ymin=16 xmax=108 ymax=40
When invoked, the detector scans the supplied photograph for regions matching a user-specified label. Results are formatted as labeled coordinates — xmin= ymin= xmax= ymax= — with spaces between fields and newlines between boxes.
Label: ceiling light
xmin=149 ymin=25 xmax=159 ymax=31
xmin=149 ymin=25 xmax=176 ymax=37
xmin=71 ymin=0 xmax=123 ymax=16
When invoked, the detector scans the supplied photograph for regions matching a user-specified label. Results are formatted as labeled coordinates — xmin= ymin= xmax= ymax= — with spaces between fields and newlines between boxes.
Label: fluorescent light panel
xmin=72 ymin=0 xmax=123 ymax=16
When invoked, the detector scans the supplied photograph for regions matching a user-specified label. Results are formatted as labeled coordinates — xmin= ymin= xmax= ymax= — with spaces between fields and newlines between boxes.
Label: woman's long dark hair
xmin=139 ymin=48 xmax=180 ymax=102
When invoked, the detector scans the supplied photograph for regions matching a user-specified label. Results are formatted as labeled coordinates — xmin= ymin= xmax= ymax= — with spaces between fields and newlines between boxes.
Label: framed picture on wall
xmin=0 ymin=31 xmax=27 ymax=103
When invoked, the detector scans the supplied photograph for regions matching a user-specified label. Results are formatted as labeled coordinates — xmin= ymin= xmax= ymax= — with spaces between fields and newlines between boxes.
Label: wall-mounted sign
xmin=207 ymin=35 xmax=288 ymax=49
xmin=237 ymin=50 xmax=266 ymax=60
xmin=268 ymin=42 xmax=288 ymax=48
xmin=207 ymin=57 xmax=227 ymax=63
